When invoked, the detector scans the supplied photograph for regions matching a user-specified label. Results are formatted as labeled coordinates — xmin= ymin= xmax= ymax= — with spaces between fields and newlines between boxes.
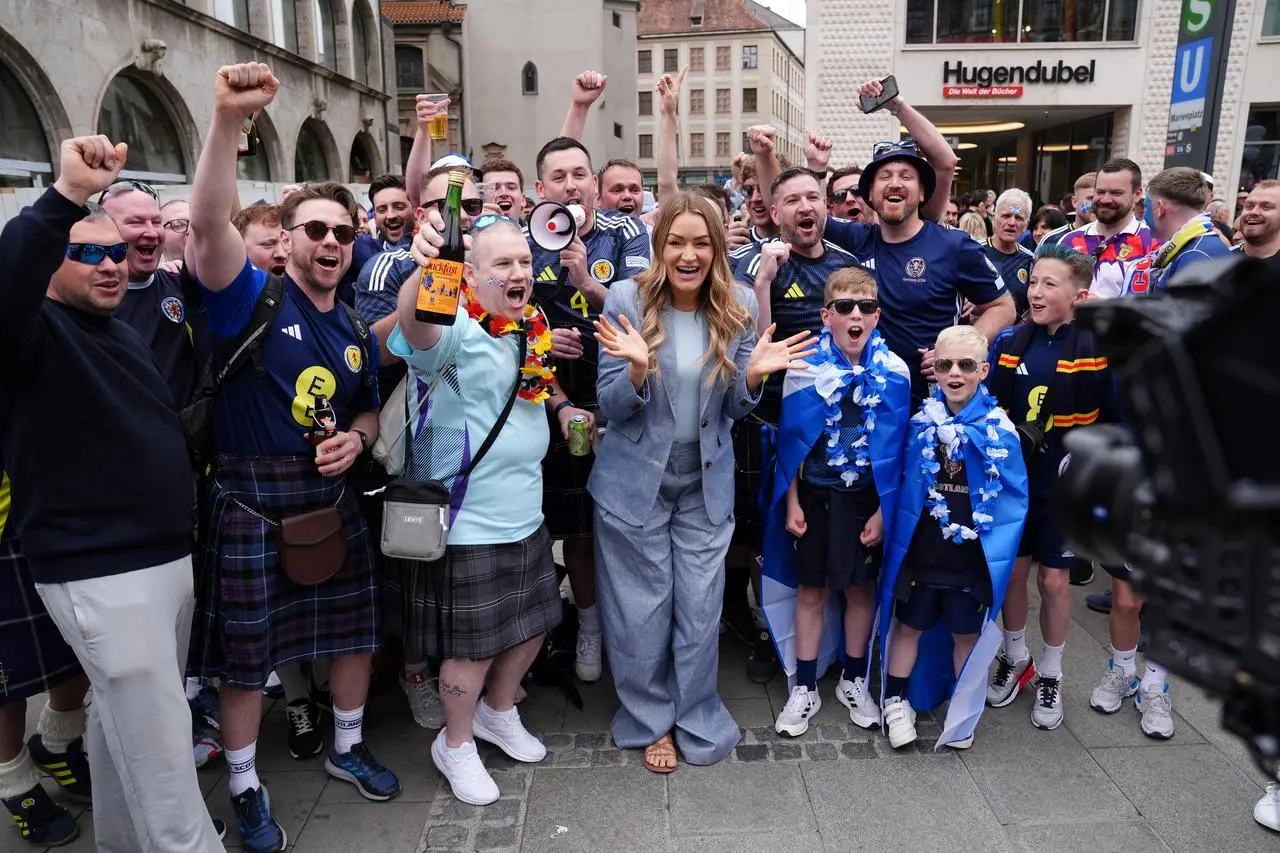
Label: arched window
xmin=396 ymin=45 xmax=424 ymax=91
xmin=0 ymin=62 xmax=53 ymax=188
xmin=271 ymin=0 xmax=299 ymax=53
xmin=295 ymin=118 xmax=332 ymax=181
xmin=315 ymin=0 xmax=337 ymax=71
xmin=349 ymin=133 xmax=377 ymax=183
xmin=237 ymin=111 xmax=273 ymax=182
xmin=351 ymin=1 xmax=373 ymax=86
xmin=98 ymin=73 xmax=186 ymax=181
xmin=522 ymin=61 xmax=538 ymax=96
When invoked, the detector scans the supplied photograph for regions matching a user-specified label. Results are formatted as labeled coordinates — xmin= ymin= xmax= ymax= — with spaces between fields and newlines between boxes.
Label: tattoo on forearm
xmin=440 ymin=679 xmax=466 ymax=697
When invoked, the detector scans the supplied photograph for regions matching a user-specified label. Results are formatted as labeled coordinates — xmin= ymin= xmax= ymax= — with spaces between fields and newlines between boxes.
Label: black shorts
xmin=1017 ymin=494 xmax=1075 ymax=569
xmin=793 ymin=481 xmax=880 ymax=591
xmin=731 ymin=417 xmax=774 ymax=550
xmin=895 ymin=583 xmax=985 ymax=636
xmin=541 ymin=434 xmax=596 ymax=541
xmin=1102 ymin=562 xmax=1133 ymax=581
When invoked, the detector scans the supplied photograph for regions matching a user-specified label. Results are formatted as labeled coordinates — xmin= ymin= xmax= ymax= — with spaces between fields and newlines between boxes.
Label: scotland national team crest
xmin=591 ymin=259 xmax=615 ymax=283
xmin=905 ymin=257 xmax=927 ymax=280
xmin=160 ymin=296 xmax=184 ymax=324
xmin=1017 ymin=268 xmax=1028 ymax=284
xmin=344 ymin=345 xmax=362 ymax=373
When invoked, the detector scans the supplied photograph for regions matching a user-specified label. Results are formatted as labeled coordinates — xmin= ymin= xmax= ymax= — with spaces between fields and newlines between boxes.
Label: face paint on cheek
xmin=486 ymin=276 xmax=506 ymax=289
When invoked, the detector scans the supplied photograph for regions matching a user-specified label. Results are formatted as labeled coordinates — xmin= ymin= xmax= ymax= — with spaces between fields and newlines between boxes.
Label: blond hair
xmin=824 ymin=266 xmax=877 ymax=304
xmin=635 ymin=192 xmax=750 ymax=387
xmin=935 ymin=325 xmax=989 ymax=359
xmin=958 ymin=212 xmax=987 ymax=242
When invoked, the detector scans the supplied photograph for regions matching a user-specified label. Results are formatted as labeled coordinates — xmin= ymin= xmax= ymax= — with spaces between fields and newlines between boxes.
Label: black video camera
xmin=1054 ymin=254 xmax=1280 ymax=777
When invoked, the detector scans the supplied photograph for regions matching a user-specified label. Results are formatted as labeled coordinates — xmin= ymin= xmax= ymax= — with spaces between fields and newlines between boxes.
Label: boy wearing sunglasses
xmin=984 ymin=246 xmax=1137 ymax=733
xmin=764 ymin=268 xmax=911 ymax=737
xmin=877 ymin=325 xmax=1028 ymax=750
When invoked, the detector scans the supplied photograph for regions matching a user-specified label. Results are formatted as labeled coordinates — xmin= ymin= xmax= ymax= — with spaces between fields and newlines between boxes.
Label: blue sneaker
xmin=26 ymin=735 xmax=92 ymax=804
xmin=324 ymin=742 xmax=401 ymax=801
xmin=190 ymin=684 xmax=221 ymax=732
xmin=230 ymin=786 xmax=287 ymax=853
xmin=3 ymin=784 xmax=78 ymax=846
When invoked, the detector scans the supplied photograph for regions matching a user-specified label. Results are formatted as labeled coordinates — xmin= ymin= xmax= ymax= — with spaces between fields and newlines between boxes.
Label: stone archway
xmin=295 ymin=116 xmax=343 ymax=182
xmin=95 ymin=66 xmax=200 ymax=182
xmin=0 ymin=26 xmax=73 ymax=185
xmin=348 ymin=131 xmax=381 ymax=182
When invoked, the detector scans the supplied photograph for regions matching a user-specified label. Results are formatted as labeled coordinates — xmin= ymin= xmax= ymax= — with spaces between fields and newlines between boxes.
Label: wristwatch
xmin=352 ymin=428 xmax=371 ymax=453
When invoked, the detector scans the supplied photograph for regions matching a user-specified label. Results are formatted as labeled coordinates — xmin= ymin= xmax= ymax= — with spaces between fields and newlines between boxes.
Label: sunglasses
xmin=934 ymin=358 xmax=983 ymax=375
xmin=163 ymin=218 xmax=190 ymax=233
xmin=825 ymin=298 xmax=879 ymax=315
xmin=830 ymin=188 xmax=863 ymax=203
xmin=471 ymin=213 xmax=518 ymax=233
xmin=872 ymin=138 xmax=919 ymax=157
xmin=287 ymin=220 xmax=357 ymax=245
xmin=66 ymin=242 xmax=128 ymax=265
xmin=97 ymin=179 xmax=158 ymax=204
xmin=423 ymin=197 xmax=485 ymax=216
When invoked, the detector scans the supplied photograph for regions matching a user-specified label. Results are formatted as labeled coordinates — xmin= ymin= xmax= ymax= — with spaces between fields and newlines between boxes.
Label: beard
xmin=1093 ymin=203 xmax=1130 ymax=226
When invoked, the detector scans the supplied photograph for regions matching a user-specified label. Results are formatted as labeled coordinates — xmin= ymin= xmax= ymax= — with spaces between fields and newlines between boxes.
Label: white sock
xmin=579 ymin=604 xmax=601 ymax=635
xmin=37 ymin=702 xmax=86 ymax=753
xmin=226 ymin=743 xmax=260 ymax=796
xmin=477 ymin=699 xmax=516 ymax=722
xmin=1139 ymin=662 xmax=1168 ymax=692
xmin=1112 ymin=646 xmax=1138 ymax=678
xmin=1039 ymin=643 xmax=1065 ymax=679
xmin=0 ymin=749 xmax=42 ymax=799
xmin=185 ymin=677 xmax=204 ymax=701
xmin=333 ymin=704 xmax=364 ymax=754
xmin=1003 ymin=627 xmax=1028 ymax=662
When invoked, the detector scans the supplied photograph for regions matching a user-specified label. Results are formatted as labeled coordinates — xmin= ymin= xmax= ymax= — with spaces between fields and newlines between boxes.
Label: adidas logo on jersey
xmin=536 ymin=267 xmax=557 ymax=282
xmin=1016 ymin=363 xmax=1028 ymax=375
xmin=783 ymin=282 xmax=805 ymax=299
xmin=281 ymin=324 xmax=303 ymax=340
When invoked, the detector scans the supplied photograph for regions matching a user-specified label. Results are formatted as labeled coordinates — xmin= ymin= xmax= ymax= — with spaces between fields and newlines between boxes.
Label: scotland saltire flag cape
xmin=761 ymin=329 xmax=911 ymax=682
xmin=879 ymin=387 xmax=1028 ymax=748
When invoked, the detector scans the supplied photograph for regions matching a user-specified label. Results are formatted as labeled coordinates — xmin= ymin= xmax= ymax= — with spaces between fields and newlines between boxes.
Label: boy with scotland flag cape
xmin=878 ymin=325 xmax=1028 ymax=751
xmin=761 ymin=269 xmax=911 ymax=738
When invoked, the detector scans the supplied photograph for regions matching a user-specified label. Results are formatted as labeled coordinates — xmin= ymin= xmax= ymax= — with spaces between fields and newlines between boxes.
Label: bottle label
xmin=416 ymin=259 xmax=463 ymax=315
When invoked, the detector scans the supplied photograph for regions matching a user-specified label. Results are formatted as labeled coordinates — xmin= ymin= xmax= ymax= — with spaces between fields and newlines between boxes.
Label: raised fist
xmin=747 ymin=125 xmax=777 ymax=156
xmin=571 ymin=71 xmax=607 ymax=108
xmin=54 ymin=136 xmax=127 ymax=206
xmin=804 ymin=132 xmax=834 ymax=173
xmin=214 ymin=62 xmax=280 ymax=118
xmin=755 ymin=241 xmax=792 ymax=285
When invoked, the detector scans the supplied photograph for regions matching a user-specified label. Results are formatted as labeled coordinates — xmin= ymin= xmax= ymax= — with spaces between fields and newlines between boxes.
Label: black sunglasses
xmin=830 ymin=188 xmax=862 ymax=203
xmin=66 ymin=242 xmax=128 ymax=265
xmin=424 ymin=197 xmax=485 ymax=217
xmin=288 ymin=220 xmax=357 ymax=245
xmin=97 ymin=179 xmax=158 ymax=204
xmin=872 ymin=138 xmax=919 ymax=157
xmin=825 ymin=298 xmax=879 ymax=315
xmin=934 ymin=357 xmax=983 ymax=375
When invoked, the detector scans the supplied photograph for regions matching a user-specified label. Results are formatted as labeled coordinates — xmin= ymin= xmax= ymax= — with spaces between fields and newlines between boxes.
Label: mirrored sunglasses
xmin=66 ymin=242 xmax=128 ymax=265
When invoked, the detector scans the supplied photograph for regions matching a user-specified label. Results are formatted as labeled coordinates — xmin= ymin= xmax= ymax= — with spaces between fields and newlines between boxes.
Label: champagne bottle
xmin=415 ymin=168 xmax=466 ymax=325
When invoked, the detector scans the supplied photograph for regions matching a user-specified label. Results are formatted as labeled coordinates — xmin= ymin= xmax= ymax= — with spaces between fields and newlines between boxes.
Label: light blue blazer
xmin=588 ymin=279 xmax=762 ymax=527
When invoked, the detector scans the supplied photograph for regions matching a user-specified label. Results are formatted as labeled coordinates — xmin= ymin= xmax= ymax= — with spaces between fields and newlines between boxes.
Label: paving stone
xmin=551 ymin=748 xmax=592 ymax=767
xmin=1005 ymin=818 xmax=1173 ymax=852
xmin=723 ymin=696 xmax=776 ymax=728
xmin=539 ymin=733 xmax=573 ymax=749
xmin=668 ymin=761 xmax=814 ymax=836
xmin=474 ymin=825 xmax=521 ymax=851
xmin=494 ymin=773 xmax=530 ymax=797
xmin=734 ymin=744 xmax=768 ymax=762
xmin=434 ymin=798 xmax=484 ymax=821
xmin=806 ymin=742 xmax=839 ymax=761
xmin=840 ymin=740 xmax=877 ymax=759
xmin=818 ymin=722 xmax=854 ymax=741
xmin=590 ymin=749 xmax=625 ymax=766
xmin=293 ymin=802 xmax=431 ymax=852
xmin=770 ymin=742 xmax=802 ymax=761
xmin=480 ymin=797 xmax=521 ymax=825
xmin=522 ymin=767 xmax=666 ymax=853
xmin=423 ymin=822 xmax=470 ymax=848
xmin=573 ymin=732 xmax=609 ymax=750
xmin=671 ymin=832 xmax=827 ymax=852
xmin=748 ymin=725 xmax=779 ymax=743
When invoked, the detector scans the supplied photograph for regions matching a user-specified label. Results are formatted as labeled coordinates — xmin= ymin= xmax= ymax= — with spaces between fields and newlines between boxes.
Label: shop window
xmin=1240 ymin=108 xmax=1280 ymax=191
xmin=905 ymin=0 xmax=1137 ymax=43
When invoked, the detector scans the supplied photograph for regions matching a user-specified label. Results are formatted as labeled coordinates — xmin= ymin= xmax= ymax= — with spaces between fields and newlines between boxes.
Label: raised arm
xmin=655 ymin=67 xmax=687 ymax=201
xmin=560 ymin=71 xmax=607 ymax=141
xmin=187 ymin=63 xmax=279 ymax=291
xmin=859 ymin=79 xmax=958 ymax=223
xmin=749 ymin=125 xmax=782 ymax=207
xmin=403 ymin=95 xmax=447 ymax=209
xmin=394 ymin=260 xmax=443 ymax=352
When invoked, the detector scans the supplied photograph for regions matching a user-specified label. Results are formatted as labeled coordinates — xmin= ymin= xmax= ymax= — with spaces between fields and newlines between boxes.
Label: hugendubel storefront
xmin=893 ymin=47 xmax=1150 ymax=205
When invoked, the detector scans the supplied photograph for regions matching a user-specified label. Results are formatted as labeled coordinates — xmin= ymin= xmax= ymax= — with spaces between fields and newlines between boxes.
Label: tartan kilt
xmin=392 ymin=524 xmax=561 ymax=661
xmin=189 ymin=454 xmax=380 ymax=690
xmin=0 ymin=536 xmax=82 ymax=707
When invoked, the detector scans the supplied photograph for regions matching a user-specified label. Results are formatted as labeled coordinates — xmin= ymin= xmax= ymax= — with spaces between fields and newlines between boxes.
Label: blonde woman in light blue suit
xmin=589 ymin=193 xmax=815 ymax=773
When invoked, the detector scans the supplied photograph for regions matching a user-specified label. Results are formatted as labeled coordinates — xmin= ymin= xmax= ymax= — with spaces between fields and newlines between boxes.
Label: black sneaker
xmin=1069 ymin=560 xmax=1094 ymax=586
xmin=26 ymin=735 xmax=91 ymax=804
xmin=213 ymin=817 xmax=227 ymax=840
xmin=2 ymin=783 xmax=78 ymax=846
xmin=285 ymin=699 xmax=324 ymax=759
xmin=747 ymin=626 xmax=779 ymax=684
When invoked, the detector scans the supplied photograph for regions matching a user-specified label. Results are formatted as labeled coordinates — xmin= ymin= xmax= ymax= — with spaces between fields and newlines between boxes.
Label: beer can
xmin=567 ymin=414 xmax=591 ymax=457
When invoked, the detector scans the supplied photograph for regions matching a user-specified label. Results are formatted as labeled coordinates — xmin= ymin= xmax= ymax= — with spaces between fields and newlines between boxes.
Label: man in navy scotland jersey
xmin=983 ymin=188 xmax=1037 ymax=317
xmin=185 ymin=62 xmax=397 ymax=853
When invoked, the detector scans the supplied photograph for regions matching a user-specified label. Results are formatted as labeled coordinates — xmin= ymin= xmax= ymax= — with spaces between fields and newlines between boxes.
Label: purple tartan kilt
xmin=188 ymin=454 xmax=380 ymax=690
xmin=0 ymin=537 xmax=82 ymax=707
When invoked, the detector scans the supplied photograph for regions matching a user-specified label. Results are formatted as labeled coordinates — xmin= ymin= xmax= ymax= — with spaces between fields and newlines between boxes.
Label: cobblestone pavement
xmin=12 ymin=584 xmax=1279 ymax=852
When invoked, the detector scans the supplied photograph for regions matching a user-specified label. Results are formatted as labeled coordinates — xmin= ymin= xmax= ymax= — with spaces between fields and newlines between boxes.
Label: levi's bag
xmin=378 ymin=328 xmax=528 ymax=561
xmin=279 ymin=504 xmax=347 ymax=586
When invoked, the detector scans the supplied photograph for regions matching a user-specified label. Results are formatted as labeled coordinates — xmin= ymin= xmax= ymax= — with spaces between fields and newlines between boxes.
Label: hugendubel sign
xmin=941 ymin=60 xmax=1097 ymax=98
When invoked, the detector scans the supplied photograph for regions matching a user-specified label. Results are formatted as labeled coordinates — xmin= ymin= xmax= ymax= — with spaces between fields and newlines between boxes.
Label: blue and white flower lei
xmin=912 ymin=384 xmax=1010 ymax=543
xmin=813 ymin=328 xmax=892 ymax=488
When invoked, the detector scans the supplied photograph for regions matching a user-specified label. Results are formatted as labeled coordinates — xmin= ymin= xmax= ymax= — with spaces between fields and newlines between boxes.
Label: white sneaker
xmin=472 ymin=701 xmax=546 ymax=762
xmin=1136 ymin=683 xmax=1174 ymax=739
xmin=575 ymin=631 xmax=603 ymax=682
xmin=1254 ymin=781 xmax=1280 ymax=833
xmin=945 ymin=733 xmax=975 ymax=750
xmin=835 ymin=676 xmax=880 ymax=729
xmin=1030 ymin=675 xmax=1064 ymax=731
xmin=775 ymin=685 xmax=821 ymax=737
xmin=400 ymin=671 xmax=445 ymax=729
xmin=883 ymin=696 xmax=917 ymax=749
xmin=431 ymin=731 xmax=499 ymax=805
xmin=1089 ymin=660 xmax=1138 ymax=714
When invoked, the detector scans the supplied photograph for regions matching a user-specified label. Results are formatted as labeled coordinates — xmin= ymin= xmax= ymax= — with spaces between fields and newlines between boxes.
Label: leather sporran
xmin=278 ymin=506 xmax=347 ymax=585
